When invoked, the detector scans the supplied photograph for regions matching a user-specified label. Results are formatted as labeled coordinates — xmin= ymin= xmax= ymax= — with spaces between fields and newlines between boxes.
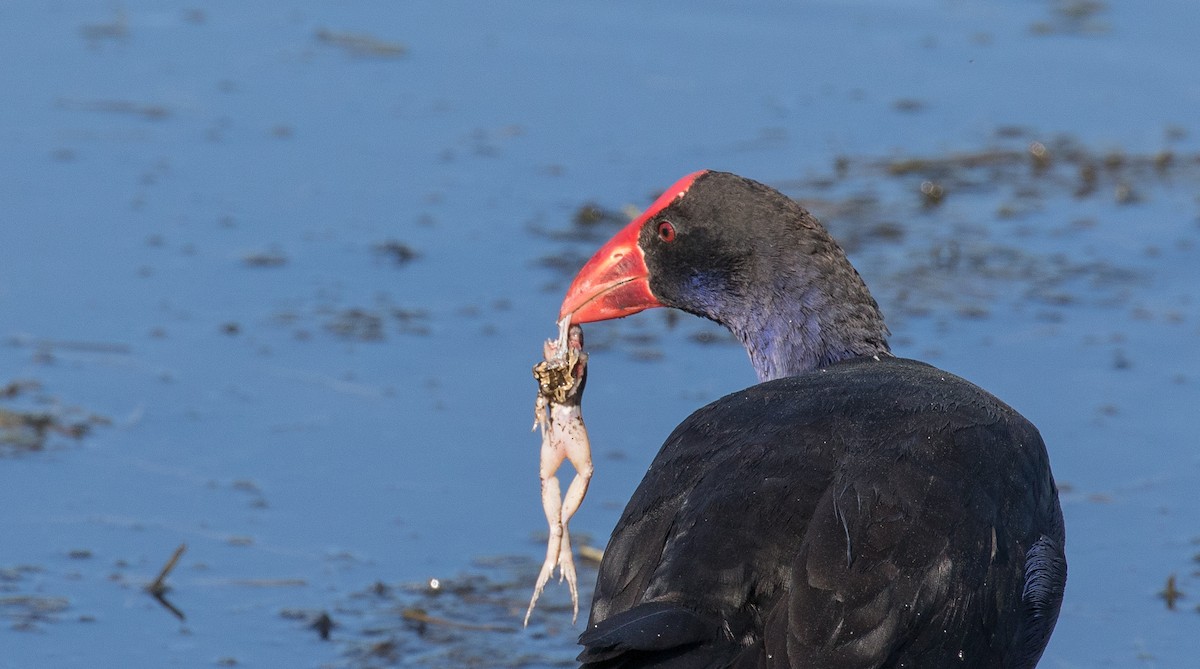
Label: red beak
xmin=558 ymin=216 xmax=659 ymax=323
xmin=559 ymin=171 xmax=708 ymax=324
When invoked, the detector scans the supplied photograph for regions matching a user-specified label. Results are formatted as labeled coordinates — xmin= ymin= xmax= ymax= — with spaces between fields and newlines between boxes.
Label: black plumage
xmin=560 ymin=171 xmax=1066 ymax=668
xmin=579 ymin=358 xmax=1064 ymax=668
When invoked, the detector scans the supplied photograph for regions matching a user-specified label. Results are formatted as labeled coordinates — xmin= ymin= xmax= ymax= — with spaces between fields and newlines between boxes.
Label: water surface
xmin=2 ymin=1 xmax=1199 ymax=667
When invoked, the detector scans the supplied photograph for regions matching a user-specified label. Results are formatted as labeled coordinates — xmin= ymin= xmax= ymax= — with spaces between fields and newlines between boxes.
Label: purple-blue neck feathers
xmin=660 ymin=173 xmax=892 ymax=381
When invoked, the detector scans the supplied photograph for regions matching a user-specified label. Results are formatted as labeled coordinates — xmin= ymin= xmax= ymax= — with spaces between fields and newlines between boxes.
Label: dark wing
xmin=577 ymin=602 xmax=734 ymax=669
xmin=763 ymin=423 xmax=1043 ymax=668
xmin=579 ymin=386 xmax=839 ymax=668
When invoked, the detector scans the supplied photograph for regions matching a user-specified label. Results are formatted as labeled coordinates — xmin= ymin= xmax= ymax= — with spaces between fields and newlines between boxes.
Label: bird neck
xmin=722 ymin=261 xmax=892 ymax=383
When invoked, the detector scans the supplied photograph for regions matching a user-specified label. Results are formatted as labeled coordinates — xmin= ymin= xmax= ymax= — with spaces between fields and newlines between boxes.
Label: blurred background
xmin=1 ymin=1 xmax=1198 ymax=667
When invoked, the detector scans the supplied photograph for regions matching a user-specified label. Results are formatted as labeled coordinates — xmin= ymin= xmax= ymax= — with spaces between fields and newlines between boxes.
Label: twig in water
xmin=146 ymin=543 xmax=187 ymax=620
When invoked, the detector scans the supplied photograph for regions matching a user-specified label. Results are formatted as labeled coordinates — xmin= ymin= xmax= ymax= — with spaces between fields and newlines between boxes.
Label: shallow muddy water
xmin=2 ymin=1 xmax=1199 ymax=667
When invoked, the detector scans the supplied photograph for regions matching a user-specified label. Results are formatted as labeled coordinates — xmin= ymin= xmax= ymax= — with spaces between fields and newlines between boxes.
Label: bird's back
xmin=580 ymin=356 xmax=1065 ymax=669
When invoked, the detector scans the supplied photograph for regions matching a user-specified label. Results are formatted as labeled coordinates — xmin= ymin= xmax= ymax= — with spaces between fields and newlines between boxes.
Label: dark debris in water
xmin=1030 ymin=0 xmax=1110 ymax=36
xmin=313 ymin=611 xmax=337 ymax=640
xmin=0 ymin=565 xmax=70 ymax=631
xmin=317 ymin=554 xmax=598 ymax=668
xmin=885 ymin=243 xmax=1143 ymax=323
xmin=529 ymin=203 xmax=633 ymax=245
xmin=1162 ymin=541 xmax=1200 ymax=614
xmin=0 ymin=379 xmax=110 ymax=454
xmin=327 ymin=309 xmax=387 ymax=342
xmin=242 ymin=248 xmax=289 ymax=268
xmin=864 ymin=136 xmax=1192 ymax=211
xmin=323 ymin=307 xmax=432 ymax=341
xmin=1159 ymin=573 xmax=1184 ymax=611
xmin=315 ymin=28 xmax=408 ymax=58
xmin=1 ymin=380 xmax=40 ymax=399
xmin=373 ymin=240 xmax=421 ymax=266
xmin=0 ymin=595 xmax=71 ymax=631
xmin=79 ymin=8 xmax=128 ymax=42
xmin=55 ymin=97 xmax=171 ymax=121
xmin=572 ymin=203 xmax=629 ymax=230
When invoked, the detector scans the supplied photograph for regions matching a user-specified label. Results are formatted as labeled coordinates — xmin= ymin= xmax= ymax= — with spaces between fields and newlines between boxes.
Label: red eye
xmin=657 ymin=220 xmax=676 ymax=242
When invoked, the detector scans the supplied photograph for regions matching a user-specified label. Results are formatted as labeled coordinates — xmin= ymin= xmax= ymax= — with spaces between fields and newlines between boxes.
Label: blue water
xmin=2 ymin=1 xmax=1199 ymax=667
